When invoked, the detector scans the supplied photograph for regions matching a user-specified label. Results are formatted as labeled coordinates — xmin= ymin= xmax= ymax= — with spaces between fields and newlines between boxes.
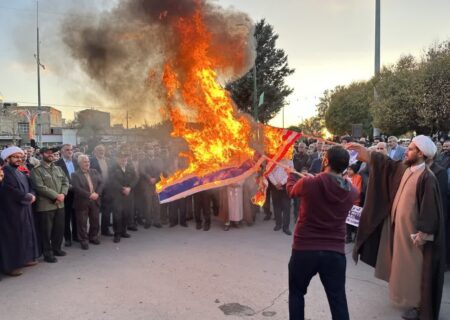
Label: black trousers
xmin=271 ymin=185 xmax=291 ymax=230
xmin=101 ymin=190 xmax=113 ymax=233
xmin=289 ymin=250 xmax=349 ymax=320
xmin=169 ymin=198 xmax=187 ymax=225
xmin=446 ymin=197 xmax=450 ymax=267
xmin=263 ymin=182 xmax=272 ymax=217
xmin=75 ymin=202 xmax=100 ymax=242
xmin=38 ymin=208 xmax=65 ymax=258
xmin=112 ymin=196 xmax=132 ymax=235
xmin=194 ymin=192 xmax=211 ymax=225
xmin=64 ymin=191 xmax=77 ymax=241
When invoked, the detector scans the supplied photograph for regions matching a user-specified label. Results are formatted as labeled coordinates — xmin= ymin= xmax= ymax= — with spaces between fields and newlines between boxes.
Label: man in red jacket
xmin=286 ymin=146 xmax=359 ymax=320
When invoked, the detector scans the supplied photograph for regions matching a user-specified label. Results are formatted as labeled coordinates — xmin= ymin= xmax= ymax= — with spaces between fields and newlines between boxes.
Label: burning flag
xmin=62 ymin=0 xmax=300 ymax=203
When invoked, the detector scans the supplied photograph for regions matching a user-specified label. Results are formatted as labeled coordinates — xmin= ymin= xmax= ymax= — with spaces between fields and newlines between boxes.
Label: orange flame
xmin=263 ymin=126 xmax=294 ymax=160
xmin=157 ymin=6 xmax=254 ymax=192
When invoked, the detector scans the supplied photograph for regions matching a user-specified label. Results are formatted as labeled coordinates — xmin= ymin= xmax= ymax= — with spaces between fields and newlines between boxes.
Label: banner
xmin=346 ymin=205 xmax=362 ymax=227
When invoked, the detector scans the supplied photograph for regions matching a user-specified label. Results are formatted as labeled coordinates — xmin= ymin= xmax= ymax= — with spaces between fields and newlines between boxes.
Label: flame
xmin=157 ymin=5 xmax=254 ymax=192
xmin=263 ymin=126 xmax=294 ymax=160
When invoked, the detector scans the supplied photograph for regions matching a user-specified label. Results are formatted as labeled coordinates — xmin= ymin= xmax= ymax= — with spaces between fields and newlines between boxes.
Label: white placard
xmin=346 ymin=205 xmax=362 ymax=227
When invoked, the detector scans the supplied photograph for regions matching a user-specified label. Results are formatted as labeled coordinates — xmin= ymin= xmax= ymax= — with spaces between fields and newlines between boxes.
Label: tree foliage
xmin=227 ymin=19 xmax=294 ymax=124
xmin=418 ymin=42 xmax=450 ymax=133
xmin=324 ymin=82 xmax=373 ymax=137
xmin=371 ymin=55 xmax=425 ymax=135
xmin=313 ymin=40 xmax=450 ymax=136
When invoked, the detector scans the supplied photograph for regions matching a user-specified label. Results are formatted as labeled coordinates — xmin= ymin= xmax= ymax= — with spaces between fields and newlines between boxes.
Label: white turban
xmin=412 ymin=135 xmax=437 ymax=159
xmin=1 ymin=146 xmax=24 ymax=160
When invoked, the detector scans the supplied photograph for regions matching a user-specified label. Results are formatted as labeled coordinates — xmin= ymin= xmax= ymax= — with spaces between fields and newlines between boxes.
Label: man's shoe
xmin=273 ymin=225 xmax=282 ymax=231
xmin=180 ymin=223 xmax=188 ymax=227
xmin=401 ymin=308 xmax=420 ymax=320
xmin=144 ymin=223 xmax=151 ymax=229
xmin=169 ymin=222 xmax=177 ymax=228
xmin=65 ymin=240 xmax=72 ymax=247
xmin=203 ymin=224 xmax=210 ymax=231
xmin=153 ymin=223 xmax=162 ymax=228
xmin=44 ymin=255 xmax=58 ymax=263
xmin=101 ymin=229 xmax=114 ymax=237
xmin=89 ymin=239 xmax=101 ymax=245
xmin=8 ymin=268 xmax=23 ymax=277
xmin=53 ymin=249 xmax=67 ymax=257
xmin=25 ymin=260 xmax=38 ymax=267
xmin=121 ymin=233 xmax=131 ymax=238
xmin=113 ymin=235 xmax=121 ymax=243
xmin=127 ymin=225 xmax=138 ymax=232
xmin=196 ymin=223 xmax=202 ymax=230
xmin=283 ymin=229 xmax=292 ymax=236
xmin=81 ymin=242 xmax=89 ymax=250
xmin=223 ymin=224 xmax=230 ymax=231
xmin=263 ymin=215 xmax=271 ymax=221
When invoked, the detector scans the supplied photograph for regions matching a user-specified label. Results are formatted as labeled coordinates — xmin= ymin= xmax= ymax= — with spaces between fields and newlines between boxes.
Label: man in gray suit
xmin=387 ymin=136 xmax=406 ymax=161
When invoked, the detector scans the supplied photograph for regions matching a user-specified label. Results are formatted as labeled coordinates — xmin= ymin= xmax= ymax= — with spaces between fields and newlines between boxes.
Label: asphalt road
xmin=0 ymin=214 xmax=449 ymax=320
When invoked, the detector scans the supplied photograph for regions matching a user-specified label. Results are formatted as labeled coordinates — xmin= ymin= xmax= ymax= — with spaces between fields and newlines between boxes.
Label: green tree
xmin=418 ymin=41 xmax=450 ymax=133
xmin=227 ymin=19 xmax=294 ymax=124
xmin=371 ymin=55 xmax=424 ymax=135
xmin=324 ymin=82 xmax=373 ymax=136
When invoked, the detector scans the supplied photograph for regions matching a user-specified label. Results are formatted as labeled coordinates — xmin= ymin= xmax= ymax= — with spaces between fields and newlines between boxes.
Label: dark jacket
xmin=353 ymin=152 xmax=445 ymax=320
xmin=71 ymin=168 xmax=103 ymax=210
xmin=308 ymin=158 xmax=322 ymax=174
xmin=55 ymin=157 xmax=78 ymax=184
xmin=430 ymin=162 xmax=448 ymax=214
xmin=89 ymin=157 xmax=110 ymax=176
xmin=292 ymin=152 xmax=311 ymax=173
xmin=287 ymin=172 xmax=358 ymax=254
xmin=108 ymin=162 xmax=138 ymax=205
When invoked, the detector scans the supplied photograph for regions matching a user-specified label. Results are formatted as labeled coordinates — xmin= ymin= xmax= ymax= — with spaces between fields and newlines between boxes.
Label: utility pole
xmin=375 ymin=0 xmax=381 ymax=75
xmin=253 ymin=65 xmax=258 ymax=122
xmin=373 ymin=0 xmax=381 ymax=139
xmin=36 ymin=0 xmax=42 ymax=146
xmin=126 ymin=110 xmax=129 ymax=142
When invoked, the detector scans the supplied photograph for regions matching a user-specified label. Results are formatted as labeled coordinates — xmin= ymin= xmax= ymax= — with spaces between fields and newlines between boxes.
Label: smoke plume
xmin=62 ymin=0 xmax=255 ymax=125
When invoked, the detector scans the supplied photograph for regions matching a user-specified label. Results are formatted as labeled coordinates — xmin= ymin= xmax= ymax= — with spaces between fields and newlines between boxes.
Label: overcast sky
xmin=1 ymin=0 xmax=450 ymax=127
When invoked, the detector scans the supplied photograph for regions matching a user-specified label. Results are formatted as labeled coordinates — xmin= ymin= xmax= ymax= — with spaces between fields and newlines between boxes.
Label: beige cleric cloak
xmin=353 ymin=152 xmax=445 ymax=320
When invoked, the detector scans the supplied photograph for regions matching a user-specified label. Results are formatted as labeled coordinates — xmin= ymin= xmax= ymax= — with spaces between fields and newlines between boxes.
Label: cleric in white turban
xmin=1 ymin=146 xmax=24 ymax=161
xmin=347 ymin=135 xmax=446 ymax=320
xmin=0 ymin=145 xmax=39 ymax=277
xmin=411 ymin=135 xmax=437 ymax=159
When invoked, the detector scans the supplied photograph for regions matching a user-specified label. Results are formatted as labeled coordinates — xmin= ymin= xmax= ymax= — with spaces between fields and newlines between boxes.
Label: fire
xmin=263 ymin=126 xmax=294 ymax=160
xmin=157 ymin=6 xmax=254 ymax=192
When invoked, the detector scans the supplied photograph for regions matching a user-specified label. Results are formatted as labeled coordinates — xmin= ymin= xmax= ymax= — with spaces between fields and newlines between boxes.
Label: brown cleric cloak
xmin=353 ymin=152 xmax=445 ymax=320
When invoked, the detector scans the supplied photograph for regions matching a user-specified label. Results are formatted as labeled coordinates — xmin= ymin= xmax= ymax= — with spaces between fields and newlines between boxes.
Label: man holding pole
xmin=286 ymin=146 xmax=358 ymax=320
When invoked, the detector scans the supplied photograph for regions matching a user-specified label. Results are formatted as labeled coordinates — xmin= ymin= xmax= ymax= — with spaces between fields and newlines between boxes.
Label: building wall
xmin=76 ymin=109 xmax=111 ymax=130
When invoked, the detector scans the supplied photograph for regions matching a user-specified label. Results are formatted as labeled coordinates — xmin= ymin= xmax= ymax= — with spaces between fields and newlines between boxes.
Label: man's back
xmin=287 ymin=172 xmax=358 ymax=254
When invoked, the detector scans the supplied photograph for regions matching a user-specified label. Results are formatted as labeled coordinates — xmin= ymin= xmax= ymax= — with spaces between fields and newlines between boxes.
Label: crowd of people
xmin=1 ymin=134 xmax=449 ymax=319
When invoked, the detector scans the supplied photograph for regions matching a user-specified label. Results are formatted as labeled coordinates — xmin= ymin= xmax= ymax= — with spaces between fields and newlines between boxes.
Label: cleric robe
xmin=0 ymin=165 xmax=39 ymax=273
xmin=353 ymin=152 xmax=445 ymax=320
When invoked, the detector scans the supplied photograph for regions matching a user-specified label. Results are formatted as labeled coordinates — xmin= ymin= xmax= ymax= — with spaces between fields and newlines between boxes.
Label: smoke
xmin=61 ymin=0 xmax=255 ymax=125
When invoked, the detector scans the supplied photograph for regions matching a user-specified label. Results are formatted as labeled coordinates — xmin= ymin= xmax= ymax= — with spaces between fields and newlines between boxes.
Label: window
xmin=18 ymin=122 xmax=29 ymax=135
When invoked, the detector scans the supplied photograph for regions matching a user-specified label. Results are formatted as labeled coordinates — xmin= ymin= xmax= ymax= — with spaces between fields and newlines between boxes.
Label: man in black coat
xmin=108 ymin=150 xmax=138 ymax=243
xmin=71 ymin=155 xmax=104 ymax=250
xmin=0 ymin=147 xmax=40 ymax=276
xmin=55 ymin=144 xmax=78 ymax=246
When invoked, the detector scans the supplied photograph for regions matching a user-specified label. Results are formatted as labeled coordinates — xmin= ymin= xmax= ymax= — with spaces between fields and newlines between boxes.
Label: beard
xmin=404 ymin=156 xmax=419 ymax=167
